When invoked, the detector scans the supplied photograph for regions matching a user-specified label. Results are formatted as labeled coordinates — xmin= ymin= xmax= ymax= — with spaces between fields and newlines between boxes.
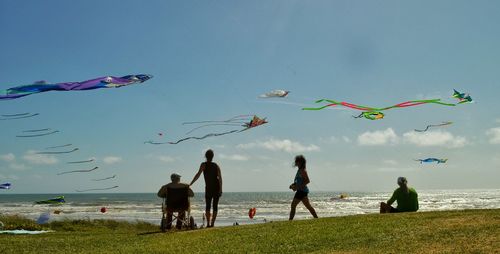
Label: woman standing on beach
xmin=190 ymin=149 xmax=222 ymax=227
xmin=289 ymin=155 xmax=318 ymax=220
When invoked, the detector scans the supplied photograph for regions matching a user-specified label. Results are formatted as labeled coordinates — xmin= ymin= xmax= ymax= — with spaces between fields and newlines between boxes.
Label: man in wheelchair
xmin=157 ymin=173 xmax=195 ymax=231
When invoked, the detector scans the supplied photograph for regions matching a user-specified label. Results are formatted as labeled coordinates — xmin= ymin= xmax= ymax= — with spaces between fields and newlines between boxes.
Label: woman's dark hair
xmin=294 ymin=155 xmax=306 ymax=169
xmin=205 ymin=149 xmax=214 ymax=162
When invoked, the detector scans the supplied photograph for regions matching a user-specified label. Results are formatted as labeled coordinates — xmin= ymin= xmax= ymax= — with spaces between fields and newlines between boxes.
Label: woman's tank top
xmin=294 ymin=169 xmax=309 ymax=193
xmin=203 ymin=162 xmax=220 ymax=193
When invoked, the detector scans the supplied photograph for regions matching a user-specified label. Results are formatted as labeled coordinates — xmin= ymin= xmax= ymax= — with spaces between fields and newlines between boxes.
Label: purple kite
xmin=1 ymin=74 xmax=153 ymax=100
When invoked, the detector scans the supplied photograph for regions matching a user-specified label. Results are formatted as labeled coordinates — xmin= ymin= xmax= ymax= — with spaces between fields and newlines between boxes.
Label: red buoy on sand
xmin=248 ymin=207 xmax=256 ymax=219
xmin=100 ymin=207 xmax=107 ymax=213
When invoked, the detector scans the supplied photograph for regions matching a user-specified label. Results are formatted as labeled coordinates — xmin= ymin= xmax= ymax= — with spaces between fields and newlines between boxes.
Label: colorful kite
xmin=35 ymin=196 xmax=65 ymax=204
xmin=57 ymin=166 xmax=98 ymax=175
xmin=352 ymin=111 xmax=385 ymax=120
xmin=37 ymin=148 xmax=78 ymax=154
xmin=452 ymin=89 xmax=473 ymax=104
xmin=303 ymin=99 xmax=456 ymax=120
xmin=145 ymin=115 xmax=268 ymax=145
xmin=92 ymin=175 xmax=117 ymax=181
xmin=259 ymin=90 xmax=290 ymax=98
xmin=415 ymin=158 xmax=448 ymax=164
xmin=16 ymin=130 xmax=59 ymax=138
xmin=0 ymin=74 xmax=153 ymax=100
xmin=0 ymin=183 xmax=11 ymax=190
xmin=414 ymin=122 xmax=453 ymax=132
xmin=75 ymin=186 xmax=119 ymax=192
xmin=0 ymin=113 xmax=39 ymax=120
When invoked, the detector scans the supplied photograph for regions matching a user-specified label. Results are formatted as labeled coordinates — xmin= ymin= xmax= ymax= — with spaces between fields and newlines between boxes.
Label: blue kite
xmin=415 ymin=158 xmax=448 ymax=164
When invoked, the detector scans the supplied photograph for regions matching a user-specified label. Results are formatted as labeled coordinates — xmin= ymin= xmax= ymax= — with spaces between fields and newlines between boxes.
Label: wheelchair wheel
xmin=189 ymin=216 xmax=195 ymax=230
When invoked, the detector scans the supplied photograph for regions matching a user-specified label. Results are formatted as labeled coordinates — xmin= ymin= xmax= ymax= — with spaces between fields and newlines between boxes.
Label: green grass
xmin=1 ymin=209 xmax=499 ymax=254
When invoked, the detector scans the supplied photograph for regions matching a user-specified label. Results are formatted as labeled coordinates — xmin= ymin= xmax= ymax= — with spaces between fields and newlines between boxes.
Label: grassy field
xmin=1 ymin=209 xmax=499 ymax=254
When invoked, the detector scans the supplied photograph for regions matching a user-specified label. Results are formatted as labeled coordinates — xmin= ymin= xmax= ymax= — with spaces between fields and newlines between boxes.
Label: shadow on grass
xmin=137 ymin=231 xmax=165 ymax=236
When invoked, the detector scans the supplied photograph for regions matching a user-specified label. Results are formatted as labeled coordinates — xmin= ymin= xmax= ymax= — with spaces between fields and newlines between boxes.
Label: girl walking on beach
xmin=289 ymin=155 xmax=318 ymax=220
xmin=190 ymin=149 xmax=222 ymax=227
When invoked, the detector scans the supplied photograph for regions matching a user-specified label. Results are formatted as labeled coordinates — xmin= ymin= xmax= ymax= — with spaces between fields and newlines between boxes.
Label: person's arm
xmin=189 ymin=163 xmax=205 ymax=186
xmin=187 ymin=186 xmax=194 ymax=197
xmin=157 ymin=185 xmax=168 ymax=198
xmin=217 ymin=164 xmax=222 ymax=195
xmin=387 ymin=189 xmax=397 ymax=205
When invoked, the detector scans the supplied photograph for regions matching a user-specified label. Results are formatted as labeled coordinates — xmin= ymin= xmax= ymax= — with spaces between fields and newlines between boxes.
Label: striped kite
xmin=303 ymin=99 xmax=456 ymax=120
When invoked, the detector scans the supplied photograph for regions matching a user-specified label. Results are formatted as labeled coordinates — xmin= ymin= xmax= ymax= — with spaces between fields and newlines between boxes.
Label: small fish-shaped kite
xmin=1 ymin=74 xmax=153 ymax=100
xmin=35 ymin=196 xmax=65 ymax=204
xmin=16 ymin=130 xmax=59 ymax=138
xmin=92 ymin=175 xmax=117 ymax=181
xmin=259 ymin=90 xmax=290 ymax=98
xmin=0 ymin=113 xmax=39 ymax=120
xmin=57 ymin=166 xmax=98 ymax=175
xmin=45 ymin=144 xmax=72 ymax=149
xmin=415 ymin=158 xmax=448 ymax=164
xmin=67 ymin=158 xmax=95 ymax=164
xmin=37 ymin=148 xmax=78 ymax=154
xmin=452 ymin=89 xmax=473 ymax=104
xmin=414 ymin=122 xmax=453 ymax=132
xmin=303 ymin=99 xmax=456 ymax=120
xmin=0 ymin=183 xmax=11 ymax=190
xmin=145 ymin=115 xmax=268 ymax=145
xmin=76 ymin=185 xmax=119 ymax=192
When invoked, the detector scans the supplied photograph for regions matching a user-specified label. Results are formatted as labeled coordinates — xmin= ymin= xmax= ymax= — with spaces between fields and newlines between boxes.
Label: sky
xmin=1 ymin=0 xmax=499 ymax=193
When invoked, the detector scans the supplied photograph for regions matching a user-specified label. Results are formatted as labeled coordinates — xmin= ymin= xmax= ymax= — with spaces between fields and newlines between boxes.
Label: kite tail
xmin=168 ymin=129 xmax=240 ymax=144
xmin=302 ymin=104 xmax=337 ymax=111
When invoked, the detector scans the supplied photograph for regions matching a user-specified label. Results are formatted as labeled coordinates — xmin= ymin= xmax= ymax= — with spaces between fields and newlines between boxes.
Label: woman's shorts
xmin=294 ymin=190 xmax=309 ymax=200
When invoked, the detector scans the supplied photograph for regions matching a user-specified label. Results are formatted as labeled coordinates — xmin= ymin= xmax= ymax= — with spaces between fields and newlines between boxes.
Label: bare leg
xmin=380 ymin=202 xmax=393 ymax=213
xmin=289 ymin=198 xmax=300 ymax=220
xmin=211 ymin=211 xmax=217 ymax=227
xmin=302 ymin=197 xmax=318 ymax=218
xmin=205 ymin=212 xmax=211 ymax=227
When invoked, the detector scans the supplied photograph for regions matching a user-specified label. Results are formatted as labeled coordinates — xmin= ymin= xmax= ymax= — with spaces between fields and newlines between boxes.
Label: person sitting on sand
xmin=158 ymin=173 xmax=194 ymax=229
xmin=380 ymin=177 xmax=419 ymax=213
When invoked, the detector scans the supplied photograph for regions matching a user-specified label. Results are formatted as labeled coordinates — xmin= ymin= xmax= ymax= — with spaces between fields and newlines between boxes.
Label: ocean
xmin=1 ymin=189 xmax=499 ymax=227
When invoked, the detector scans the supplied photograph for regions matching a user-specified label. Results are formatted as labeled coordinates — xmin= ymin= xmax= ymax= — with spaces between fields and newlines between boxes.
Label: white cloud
xmin=1 ymin=153 xmax=15 ymax=162
xmin=219 ymin=154 xmax=249 ymax=161
xmin=383 ymin=160 xmax=398 ymax=165
xmin=0 ymin=174 xmax=19 ymax=180
xmin=495 ymin=119 xmax=500 ymax=124
xmin=238 ymin=138 xmax=320 ymax=153
xmin=342 ymin=136 xmax=351 ymax=143
xmin=158 ymin=156 xmax=176 ymax=163
xmin=357 ymin=128 xmax=398 ymax=146
xmin=403 ymin=130 xmax=467 ymax=148
xmin=102 ymin=156 xmax=122 ymax=164
xmin=23 ymin=150 xmax=58 ymax=165
xmin=9 ymin=163 xmax=28 ymax=170
xmin=377 ymin=167 xmax=417 ymax=172
xmin=486 ymin=127 xmax=500 ymax=144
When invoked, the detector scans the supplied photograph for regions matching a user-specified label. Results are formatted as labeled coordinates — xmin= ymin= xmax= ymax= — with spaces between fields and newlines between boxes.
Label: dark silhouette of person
xmin=190 ymin=149 xmax=222 ymax=227
xmin=289 ymin=155 xmax=318 ymax=220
